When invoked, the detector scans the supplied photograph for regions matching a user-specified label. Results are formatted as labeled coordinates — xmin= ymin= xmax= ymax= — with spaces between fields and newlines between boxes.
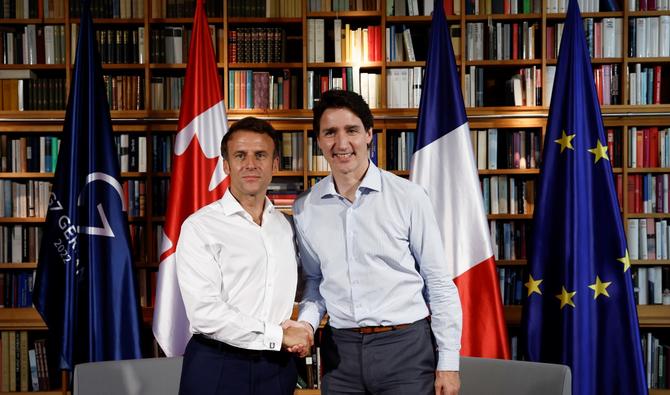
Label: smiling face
xmin=223 ymin=130 xmax=278 ymax=199
xmin=317 ymin=107 xmax=373 ymax=180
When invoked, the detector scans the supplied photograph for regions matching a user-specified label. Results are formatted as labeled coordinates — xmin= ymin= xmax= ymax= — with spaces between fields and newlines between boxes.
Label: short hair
xmin=312 ymin=90 xmax=374 ymax=134
xmin=220 ymin=116 xmax=279 ymax=160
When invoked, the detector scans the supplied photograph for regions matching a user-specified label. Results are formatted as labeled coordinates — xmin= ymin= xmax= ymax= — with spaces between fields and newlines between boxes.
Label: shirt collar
xmin=220 ymin=188 xmax=274 ymax=217
xmin=318 ymin=160 xmax=382 ymax=199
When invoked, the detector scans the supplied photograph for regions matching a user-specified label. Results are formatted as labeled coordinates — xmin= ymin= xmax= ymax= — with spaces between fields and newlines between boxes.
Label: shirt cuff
xmin=436 ymin=350 xmax=460 ymax=371
xmin=297 ymin=308 xmax=321 ymax=334
xmin=264 ymin=323 xmax=283 ymax=351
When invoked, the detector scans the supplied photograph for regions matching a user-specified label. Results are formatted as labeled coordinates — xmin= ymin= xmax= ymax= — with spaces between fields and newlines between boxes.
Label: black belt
xmin=192 ymin=334 xmax=267 ymax=358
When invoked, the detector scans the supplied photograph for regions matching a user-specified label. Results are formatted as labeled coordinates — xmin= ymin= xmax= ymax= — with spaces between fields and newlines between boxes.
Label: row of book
xmin=0 ymin=332 xmax=51 ymax=392
xmin=386 ymin=25 xmax=423 ymax=62
xmin=629 ymin=16 xmax=670 ymax=58
xmin=95 ymin=28 xmax=144 ymax=65
xmin=0 ymin=272 xmax=34 ymax=308
xmin=228 ymin=28 xmax=288 ymax=64
xmin=628 ymin=127 xmax=670 ymax=168
xmin=496 ymin=266 xmax=525 ymax=306
xmin=306 ymin=69 xmax=382 ymax=109
xmin=150 ymin=76 xmax=183 ymax=111
xmin=228 ymin=0 xmax=301 ymax=17
xmin=151 ymin=0 xmax=222 ymax=18
xmin=227 ymin=69 xmax=299 ymax=110
xmin=465 ymin=66 xmax=542 ymax=107
xmin=642 ymin=332 xmax=669 ymax=389
xmin=0 ymin=226 xmax=40 ymax=264
xmin=70 ymin=0 xmax=144 ymax=18
xmin=386 ymin=131 xmax=416 ymax=171
xmin=628 ymin=172 xmax=665 ymax=214
xmin=490 ymin=220 xmax=529 ymax=260
xmin=0 ymin=0 xmax=38 ymax=18
xmin=467 ymin=21 xmax=537 ymax=61
xmin=605 ymin=128 xmax=624 ymax=167
xmin=305 ymin=137 xmax=330 ymax=172
xmin=632 ymin=266 xmax=670 ymax=306
xmin=152 ymin=135 xmax=173 ymax=173
xmin=123 ymin=180 xmax=146 ymax=217
xmin=464 ymin=0 xmax=540 ymax=15
xmin=102 ymin=75 xmax=144 ymax=111
xmin=593 ymin=64 xmax=622 ymax=106
xmin=0 ymin=180 xmax=50 ymax=218
xmin=482 ymin=176 xmax=536 ymax=215
xmin=307 ymin=20 xmax=383 ymax=64
xmin=547 ymin=18 xmax=624 ymax=60
xmin=386 ymin=67 xmax=423 ymax=109
xmin=626 ymin=218 xmax=670 ymax=260
xmin=0 ymin=78 xmax=66 ymax=111
xmin=628 ymin=64 xmax=665 ymax=106
xmin=115 ymin=135 xmax=147 ymax=173
xmin=0 ymin=25 xmax=66 ymax=65
xmin=308 ymin=0 xmax=378 ymax=12
xmin=472 ymin=128 xmax=542 ymax=170
xmin=0 ymin=136 xmax=60 ymax=173
xmin=387 ymin=0 xmax=433 ymax=15
xmin=629 ymin=0 xmax=670 ymax=10
xmin=277 ymin=133 xmax=304 ymax=172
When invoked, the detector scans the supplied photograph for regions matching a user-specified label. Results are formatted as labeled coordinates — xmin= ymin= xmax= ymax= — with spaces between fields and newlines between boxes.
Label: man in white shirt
xmin=176 ymin=117 xmax=312 ymax=395
xmin=291 ymin=90 xmax=462 ymax=395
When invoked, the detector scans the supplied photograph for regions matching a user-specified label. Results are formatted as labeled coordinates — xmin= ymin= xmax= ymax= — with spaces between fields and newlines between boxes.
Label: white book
xmin=385 ymin=27 xmax=391 ymax=61
xmin=636 ymin=18 xmax=647 ymax=57
xmin=490 ymin=176 xmax=499 ymax=214
xmin=477 ymin=130 xmax=487 ymax=170
xmin=638 ymin=267 xmax=648 ymax=304
xmin=602 ymin=18 xmax=616 ymax=58
xmin=629 ymin=71 xmax=637 ymax=105
xmin=307 ymin=19 xmax=316 ymax=63
xmin=360 ymin=72 xmax=370 ymax=106
xmin=173 ymin=27 xmax=183 ymax=64
xmin=628 ymin=218 xmax=639 ymax=260
xmin=659 ymin=16 xmax=670 ymax=57
xmin=648 ymin=17 xmax=659 ymax=58
xmin=412 ymin=66 xmax=422 ymax=107
xmin=402 ymin=28 xmax=416 ymax=62
xmin=423 ymin=0 xmax=433 ymax=15
xmin=509 ymin=177 xmax=517 ymax=214
xmin=640 ymin=218 xmax=648 ymax=260
xmin=399 ymin=68 xmax=409 ymax=108
xmin=334 ymin=19 xmax=342 ymax=62
xmin=352 ymin=66 xmax=360 ymax=95
xmin=490 ymin=221 xmax=498 ymax=259
xmin=488 ymin=128 xmax=498 ymax=169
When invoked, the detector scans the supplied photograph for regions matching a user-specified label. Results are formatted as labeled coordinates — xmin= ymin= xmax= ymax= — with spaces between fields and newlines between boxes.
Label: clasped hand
xmin=281 ymin=320 xmax=314 ymax=358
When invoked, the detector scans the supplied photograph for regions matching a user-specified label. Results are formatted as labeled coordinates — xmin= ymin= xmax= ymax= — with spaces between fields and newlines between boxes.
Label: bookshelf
xmin=1 ymin=0 xmax=670 ymax=392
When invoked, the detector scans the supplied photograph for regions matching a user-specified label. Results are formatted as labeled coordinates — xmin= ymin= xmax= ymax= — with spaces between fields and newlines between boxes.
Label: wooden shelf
xmin=0 ymin=308 xmax=46 ymax=330
xmin=504 ymin=305 xmax=670 ymax=327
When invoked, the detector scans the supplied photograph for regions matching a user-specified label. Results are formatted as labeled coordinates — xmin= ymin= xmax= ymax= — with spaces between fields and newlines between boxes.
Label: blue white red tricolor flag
xmin=152 ymin=0 xmax=229 ymax=357
xmin=410 ymin=0 xmax=509 ymax=359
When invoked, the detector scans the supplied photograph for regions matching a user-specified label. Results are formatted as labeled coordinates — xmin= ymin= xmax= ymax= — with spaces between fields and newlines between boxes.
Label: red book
xmin=649 ymin=127 xmax=659 ymax=167
xmin=607 ymin=129 xmax=615 ymax=167
xmin=643 ymin=128 xmax=650 ymax=167
xmin=654 ymin=65 xmax=661 ymax=104
xmin=616 ymin=174 xmax=623 ymax=212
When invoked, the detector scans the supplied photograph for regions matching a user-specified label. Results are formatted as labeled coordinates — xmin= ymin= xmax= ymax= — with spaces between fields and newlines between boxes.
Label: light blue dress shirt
xmin=293 ymin=161 xmax=462 ymax=371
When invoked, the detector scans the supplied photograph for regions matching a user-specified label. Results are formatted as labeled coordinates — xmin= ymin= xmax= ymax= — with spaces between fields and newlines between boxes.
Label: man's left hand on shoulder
xmin=435 ymin=370 xmax=460 ymax=395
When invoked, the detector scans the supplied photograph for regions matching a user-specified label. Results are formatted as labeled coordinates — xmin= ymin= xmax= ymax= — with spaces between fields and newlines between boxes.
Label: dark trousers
xmin=179 ymin=335 xmax=297 ymax=395
xmin=321 ymin=318 xmax=436 ymax=395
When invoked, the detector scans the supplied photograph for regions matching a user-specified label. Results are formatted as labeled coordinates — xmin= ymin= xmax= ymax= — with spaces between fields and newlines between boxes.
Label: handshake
xmin=281 ymin=320 xmax=314 ymax=358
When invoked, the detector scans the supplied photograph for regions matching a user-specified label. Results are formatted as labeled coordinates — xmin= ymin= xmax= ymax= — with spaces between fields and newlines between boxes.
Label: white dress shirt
xmin=293 ymin=162 xmax=462 ymax=371
xmin=176 ymin=189 xmax=298 ymax=351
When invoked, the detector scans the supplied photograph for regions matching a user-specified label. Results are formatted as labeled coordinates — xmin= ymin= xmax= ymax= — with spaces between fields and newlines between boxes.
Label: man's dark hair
xmin=220 ymin=116 xmax=279 ymax=160
xmin=312 ymin=90 xmax=374 ymax=134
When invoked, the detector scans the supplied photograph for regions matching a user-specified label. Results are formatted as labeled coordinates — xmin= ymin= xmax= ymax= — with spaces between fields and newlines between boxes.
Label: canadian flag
xmin=410 ymin=1 xmax=509 ymax=359
xmin=152 ymin=0 xmax=229 ymax=357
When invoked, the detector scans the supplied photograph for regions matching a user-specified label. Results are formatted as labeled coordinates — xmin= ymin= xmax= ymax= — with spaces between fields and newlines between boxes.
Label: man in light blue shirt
xmin=291 ymin=90 xmax=463 ymax=395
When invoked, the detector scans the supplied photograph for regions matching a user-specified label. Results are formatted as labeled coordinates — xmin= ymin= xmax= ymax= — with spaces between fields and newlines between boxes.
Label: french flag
xmin=410 ymin=0 xmax=509 ymax=359
xmin=152 ymin=0 xmax=229 ymax=357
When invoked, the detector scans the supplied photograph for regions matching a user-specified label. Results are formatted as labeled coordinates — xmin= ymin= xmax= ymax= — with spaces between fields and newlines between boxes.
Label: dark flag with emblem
xmin=32 ymin=0 xmax=142 ymax=372
xmin=522 ymin=0 xmax=646 ymax=393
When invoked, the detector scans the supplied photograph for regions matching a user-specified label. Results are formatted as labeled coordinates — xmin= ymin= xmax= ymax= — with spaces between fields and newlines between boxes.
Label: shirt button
xmin=270 ymin=342 xmax=276 ymax=349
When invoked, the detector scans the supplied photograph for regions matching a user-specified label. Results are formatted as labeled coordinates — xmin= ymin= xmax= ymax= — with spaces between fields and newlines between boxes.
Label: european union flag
xmin=522 ymin=0 xmax=646 ymax=393
xmin=32 ymin=0 xmax=142 ymax=373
